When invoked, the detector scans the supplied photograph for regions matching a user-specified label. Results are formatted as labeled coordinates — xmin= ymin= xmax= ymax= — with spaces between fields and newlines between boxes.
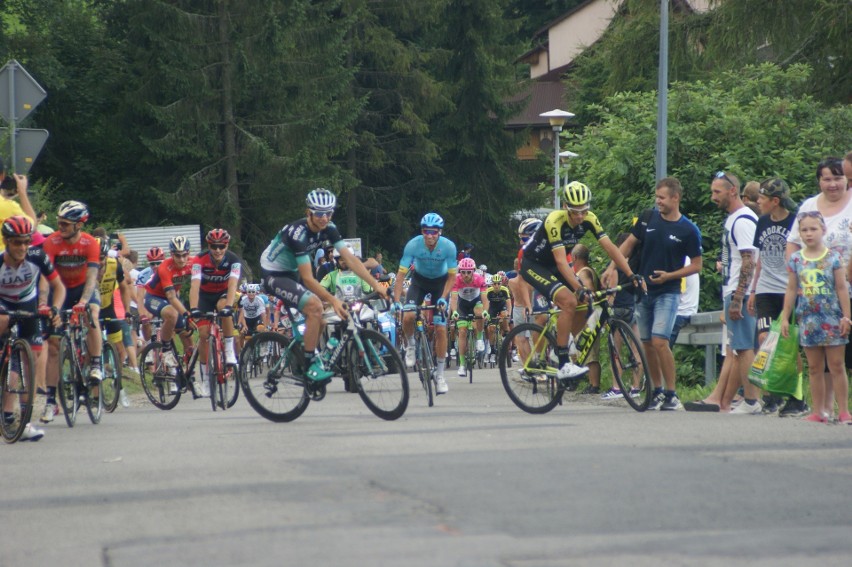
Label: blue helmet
xmin=420 ymin=212 xmax=444 ymax=229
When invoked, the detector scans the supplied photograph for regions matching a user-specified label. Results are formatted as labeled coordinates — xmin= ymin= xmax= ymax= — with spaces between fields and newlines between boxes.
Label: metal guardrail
xmin=674 ymin=310 xmax=724 ymax=385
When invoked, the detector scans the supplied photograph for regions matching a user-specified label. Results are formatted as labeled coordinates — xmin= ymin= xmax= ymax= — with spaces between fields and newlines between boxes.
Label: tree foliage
xmin=564 ymin=63 xmax=852 ymax=310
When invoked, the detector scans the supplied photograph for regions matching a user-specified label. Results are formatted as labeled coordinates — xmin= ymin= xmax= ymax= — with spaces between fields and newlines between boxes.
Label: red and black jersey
xmin=191 ymin=250 xmax=242 ymax=294
xmin=144 ymin=257 xmax=194 ymax=298
xmin=43 ymin=231 xmax=100 ymax=288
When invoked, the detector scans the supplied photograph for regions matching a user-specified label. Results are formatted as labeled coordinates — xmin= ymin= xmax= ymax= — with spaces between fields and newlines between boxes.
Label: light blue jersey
xmin=399 ymin=236 xmax=458 ymax=279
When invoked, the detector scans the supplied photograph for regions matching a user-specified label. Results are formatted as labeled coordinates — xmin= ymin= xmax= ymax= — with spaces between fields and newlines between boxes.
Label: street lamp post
xmin=559 ymin=150 xmax=579 ymax=188
xmin=540 ymin=109 xmax=575 ymax=208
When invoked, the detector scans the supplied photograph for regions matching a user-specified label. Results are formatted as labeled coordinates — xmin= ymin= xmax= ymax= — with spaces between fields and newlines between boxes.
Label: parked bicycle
xmin=498 ymin=285 xmax=652 ymax=413
xmin=0 ymin=311 xmax=40 ymax=443
xmin=57 ymin=308 xmax=104 ymax=427
xmin=239 ymin=291 xmax=408 ymax=422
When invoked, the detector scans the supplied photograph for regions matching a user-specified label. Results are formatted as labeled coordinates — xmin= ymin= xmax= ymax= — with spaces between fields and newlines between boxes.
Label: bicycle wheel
xmin=499 ymin=323 xmax=564 ymax=414
xmin=57 ymin=336 xmax=80 ymax=427
xmin=466 ymin=328 xmax=475 ymax=384
xmin=239 ymin=332 xmax=309 ymax=422
xmin=416 ymin=334 xmax=434 ymax=407
xmin=0 ymin=339 xmax=36 ymax=443
xmin=208 ymin=336 xmax=221 ymax=411
xmin=222 ymin=362 xmax=239 ymax=408
xmin=86 ymin=372 xmax=104 ymax=424
xmin=102 ymin=342 xmax=121 ymax=413
xmin=138 ymin=342 xmax=181 ymax=410
xmin=608 ymin=318 xmax=652 ymax=412
xmin=353 ymin=329 xmax=409 ymax=420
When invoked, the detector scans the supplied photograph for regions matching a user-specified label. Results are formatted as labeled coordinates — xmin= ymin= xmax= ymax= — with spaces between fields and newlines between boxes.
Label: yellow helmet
xmin=563 ymin=181 xmax=591 ymax=207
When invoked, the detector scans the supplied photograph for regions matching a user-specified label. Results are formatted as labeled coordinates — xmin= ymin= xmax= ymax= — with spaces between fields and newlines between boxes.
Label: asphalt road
xmin=3 ymin=366 xmax=852 ymax=567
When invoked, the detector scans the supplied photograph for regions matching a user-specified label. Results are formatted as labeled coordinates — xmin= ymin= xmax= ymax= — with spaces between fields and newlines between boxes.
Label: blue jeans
xmin=668 ymin=314 xmax=692 ymax=348
xmin=636 ymin=292 xmax=680 ymax=342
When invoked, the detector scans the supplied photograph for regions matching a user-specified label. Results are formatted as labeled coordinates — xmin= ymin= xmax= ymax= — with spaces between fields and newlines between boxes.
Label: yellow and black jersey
xmin=98 ymin=257 xmax=125 ymax=309
xmin=522 ymin=210 xmax=606 ymax=267
xmin=485 ymin=285 xmax=511 ymax=305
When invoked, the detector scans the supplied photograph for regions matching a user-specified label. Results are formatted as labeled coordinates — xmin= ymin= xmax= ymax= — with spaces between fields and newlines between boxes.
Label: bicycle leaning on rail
xmin=239 ymin=291 xmax=408 ymax=422
xmin=498 ymin=284 xmax=652 ymax=414
xmin=0 ymin=311 xmax=41 ymax=443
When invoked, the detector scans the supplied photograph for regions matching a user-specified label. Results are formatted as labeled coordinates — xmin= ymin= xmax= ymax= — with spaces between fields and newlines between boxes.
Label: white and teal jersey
xmin=260 ymin=218 xmax=344 ymax=274
xmin=399 ymin=235 xmax=458 ymax=279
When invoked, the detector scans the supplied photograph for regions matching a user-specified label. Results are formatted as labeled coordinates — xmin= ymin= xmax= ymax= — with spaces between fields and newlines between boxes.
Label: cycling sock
xmin=436 ymin=358 xmax=445 ymax=375
xmin=2 ymin=412 xmax=13 ymax=425
xmin=91 ymin=355 xmax=102 ymax=368
xmin=47 ymin=386 xmax=56 ymax=400
xmin=408 ymin=337 xmax=416 ymax=349
xmin=199 ymin=363 xmax=207 ymax=380
xmin=459 ymin=354 xmax=465 ymax=365
xmin=162 ymin=342 xmax=173 ymax=352
xmin=557 ymin=347 xmax=571 ymax=368
xmin=653 ymin=387 xmax=664 ymax=396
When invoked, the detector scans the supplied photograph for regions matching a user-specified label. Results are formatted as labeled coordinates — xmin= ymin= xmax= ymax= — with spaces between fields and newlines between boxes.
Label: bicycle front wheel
xmin=208 ymin=336 xmax=221 ymax=411
xmin=417 ymin=334 xmax=434 ymax=407
xmin=139 ymin=342 xmax=181 ymax=410
xmin=499 ymin=323 xmax=564 ymax=414
xmin=608 ymin=319 xmax=652 ymax=412
xmin=86 ymin=374 xmax=104 ymax=424
xmin=239 ymin=332 xmax=309 ymax=422
xmin=58 ymin=336 xmax=80 ymax=427
xmin=0 ymin=339 xmax=36 ymax=443
xmin=353 ymin=329 xmax=409 ymax=420
xmin=102 ymin=342 xmax=121 ymax=413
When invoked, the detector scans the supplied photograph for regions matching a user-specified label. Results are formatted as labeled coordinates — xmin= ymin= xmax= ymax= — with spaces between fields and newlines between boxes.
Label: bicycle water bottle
xmin=576 ymin=306 xmax=602 ymax=352
xmin=321 ymin=337 xmax=339 ymax=365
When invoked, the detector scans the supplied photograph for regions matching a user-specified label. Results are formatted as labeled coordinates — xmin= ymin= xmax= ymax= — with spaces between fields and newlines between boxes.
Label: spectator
xmin=458 ymin=243 xmax=474 ymax=262
xmin=710 ymin=171 xmax=762 ymax=414
xmin=669 ymin=257 xmax=699 ymax=348
xmin=746 ymin=178 xmax=807 ymax=416
xmin=615 ymin=177 xmax=703 ymax=411
xmin=369 ymin=251 xmax=387 ymax=279
xmin=0 ymin=157 xmax=37 ymax=252
xmin=741 ymin=181 xmax=761 ymax=215
xmin=36 ymin=210 xmax=53 ymax=235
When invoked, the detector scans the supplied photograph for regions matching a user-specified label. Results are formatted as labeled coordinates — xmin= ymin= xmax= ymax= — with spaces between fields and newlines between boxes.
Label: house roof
xmin=505 ymin=81 xmax=568 ymax=129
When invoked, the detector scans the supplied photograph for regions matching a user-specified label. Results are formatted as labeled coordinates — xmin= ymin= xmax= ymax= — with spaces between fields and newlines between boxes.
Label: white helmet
xmin=306 ymin=188 xmax=337 ymax=212
xmin=478 ymin=264 xmax=487 ymax=272
xmin=518 ymin=217 xmax=542 ymax=237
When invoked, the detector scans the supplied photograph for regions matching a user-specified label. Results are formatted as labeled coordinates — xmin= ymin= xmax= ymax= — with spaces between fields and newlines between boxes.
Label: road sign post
xmin=0 ymin=59 xmax=49 ymax=174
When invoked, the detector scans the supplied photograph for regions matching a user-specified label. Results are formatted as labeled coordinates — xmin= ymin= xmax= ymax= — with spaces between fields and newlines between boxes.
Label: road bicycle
xmin=137 ymin=320 xmax=204 ymax=410
xmin=239 ymin=291 xmax=408 ymax=422
xmin=0 ymin=311 xmax=39 ymax=443
xmin=456 ymin=313 xmax=485 ymax=383
xmin=408 ymin=304 xmax=440 ymax=407
xmin=98 ymin=317 xmax=124 ymax=413
xmin=486 ymin=315 xmax=510 ymax=369
xmin=202 ymin=311 xmax=240 ymax=411
xmin=498 ymin=285 xmax=652 ymax=414
xmin=57 ymin=308 xmax=104 ymax=427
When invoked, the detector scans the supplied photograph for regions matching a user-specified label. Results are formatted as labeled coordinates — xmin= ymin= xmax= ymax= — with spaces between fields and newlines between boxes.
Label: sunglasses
xmin=519 ymin=236 xmax=531 ymax=243
xmin=459 ymin=270 xmax=474 ymax=275
xmin=310 ymin=210 xmax=333 ymax=218
xmin=173 ymin=252 xmax=190 ymax=258
xmin=6 ymin=238 xmax=31 ymax=247
xmin=209 ymin=244 xmax=227 ymax=250
xmin=714 ymin=171 xmax=738 ymax=189
xmin=57 ymin=220 xmax=76 ymax=228
xmin=422 ymin=229 xmax=440 ymax=236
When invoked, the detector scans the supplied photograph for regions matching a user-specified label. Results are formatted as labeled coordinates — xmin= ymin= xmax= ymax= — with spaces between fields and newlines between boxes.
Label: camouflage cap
xmin=759 ymin=178 xmax=796 ymax=211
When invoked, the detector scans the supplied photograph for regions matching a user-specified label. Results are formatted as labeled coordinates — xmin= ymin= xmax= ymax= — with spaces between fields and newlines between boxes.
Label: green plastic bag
xmin=748 ymin=316 xmax=801 ymax=398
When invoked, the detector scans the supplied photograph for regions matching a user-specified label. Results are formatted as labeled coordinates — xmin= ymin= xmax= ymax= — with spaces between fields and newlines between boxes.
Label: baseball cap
xmin=759 ymin=178 xmax=796 ymax=210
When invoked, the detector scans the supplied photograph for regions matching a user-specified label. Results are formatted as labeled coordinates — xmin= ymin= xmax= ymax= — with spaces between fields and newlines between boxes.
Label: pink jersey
xmin=452 ymin=273 xmax=486 ymax=302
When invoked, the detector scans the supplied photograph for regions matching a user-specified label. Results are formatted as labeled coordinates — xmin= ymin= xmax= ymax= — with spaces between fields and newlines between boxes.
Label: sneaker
xmin=490 ymin=353 xmax=496 ymax=364
xmin=730 ymin=396 xmax=744 ymax=410
xmin=556 ymin=361 xmax=589 ymax=381
xmin=435 ymin=375 xmax=448 ymax=395
xmin=305 ymin=358 xmax=334 ymax=382
xmin=730 ymin=400 xmax=762 ymax=415
xmin=582 ymin=385 xmax=600 ymax=395
xmin=405 ymin=348 xmax=416 ymax=369
xmin=450 ymin=348 xmax=457 ymax=357
xmin=200 ymin=380 xmax=211 ymax=398
xmin=119 ymin=389 xmax=130 ymax=408
xmin=837 ymin=412 xmax=852 ymax=425
xmin=629 ymin=388 xmax=642 ymax=398
xmin=457 ymin=365 xmax=466 ymax=377
xmin=647 ymin=392 xmax=665 ymax=411
xmin=225 ymin=348 xmax=238 ymax=366
xmin=40 ymin=403 xmax=56 ymax=423
xmin=601 ymin=388 xmax=623 ymax=401
xmin=89 ymin=366 xmax=103 ymax=382
xmin=476 ymin=339 xmax=485 ymax=352
xmin=21 ymin=423 xmax=45 ymax=442
xmin=761 ymin=398 xmax=781 ymax=415
xmin=660 ymin=395 xmax=683 ymax=411
xmin=512 ymin=353 xmax=520 ymax=362
xmin=779 ymin=398 xmax=809 ymax=418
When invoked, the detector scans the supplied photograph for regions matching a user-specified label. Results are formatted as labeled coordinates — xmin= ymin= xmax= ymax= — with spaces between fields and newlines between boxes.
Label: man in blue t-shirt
xmin=616 ymin=177 xmax=703 ymax=411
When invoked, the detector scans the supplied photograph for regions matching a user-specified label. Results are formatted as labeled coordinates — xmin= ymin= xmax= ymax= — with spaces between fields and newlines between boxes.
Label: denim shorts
xmin=724 ymin=293 xmax=757 ymax=352
xmin=636 ymin=292 xmax=679 ymax=342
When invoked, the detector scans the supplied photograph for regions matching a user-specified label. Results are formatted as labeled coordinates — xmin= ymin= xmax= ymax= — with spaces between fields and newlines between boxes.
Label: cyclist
xmin=238 ymin=283 xmax=271 ymax=343
xmin=449 ymin=257 xmax=488 ymax=376
xmin=485 ymin=271 xmax=511 ymax=363
xmin=95 ymin=236 xmax=133 ymax=405
xmin=520 ymin=181 xmax=643 ymax=381
xmin=136 ymin=246 xmax=164 ymax=343
xmin=42 ymin=201 xmax=104 ymax=423
xmin=391 ymin=212 xmax=457 ymax=395
xmin=259 ymin=188 xmax=387 ymax=382
xmin=189 ymin=229 xmax=241 ymax=397
xmin=0 ymin=216 xmax=65 ymax=440
xmin=143 ymin=236 xmax=195 ymax=382
xmin=509 ymin=218 xmax=542 ymax=365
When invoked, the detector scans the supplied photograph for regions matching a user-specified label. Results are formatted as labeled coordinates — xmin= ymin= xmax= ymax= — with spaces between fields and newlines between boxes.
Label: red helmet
xmin=206 ymin=228 xmax=231 ymax=245
xmin=458 ymin=257 xmax=476 ymax=271
xmin=147 ymin=246 xmax=165 ymax=263
xmin=1 ymin=215 xmax=34 ymax=238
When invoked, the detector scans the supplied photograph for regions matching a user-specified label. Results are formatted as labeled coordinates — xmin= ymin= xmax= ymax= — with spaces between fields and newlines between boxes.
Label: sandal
xmin=684 ymin=400 xmax=720 ymax=412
